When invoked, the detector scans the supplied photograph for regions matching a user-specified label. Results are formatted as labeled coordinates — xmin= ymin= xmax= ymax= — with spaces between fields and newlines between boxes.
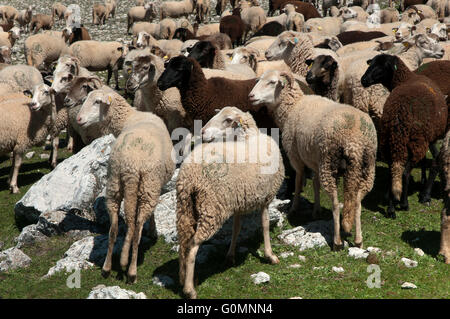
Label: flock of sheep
xmin=0 ymin=0 xmax=449 ymax=299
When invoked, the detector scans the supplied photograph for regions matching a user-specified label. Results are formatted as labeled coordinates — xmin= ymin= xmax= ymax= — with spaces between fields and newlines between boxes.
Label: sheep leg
xmin=113 ymin=68 xmax=120 ymax=90
xmin=183 ymin=238 xmax=200 ymax=299
xmin=312 ymin=174 xmax=321 ymax=219
xmin=50 ymin=136 xmax=59 ymax=169
xmin=120 ymin=182 xmax=139 ymax=272
xmin=289 ymin=164 xmax=305 ymax=215
xmin=386 ymin=166 xmax=397 ymax=219
xmin=107 ymin=67 xmax=112 ymax=87
xmin=262 ymin=206 xmax=279 ymax=264
xmin=354 ymin=191 xmax=363 ymax=248
xmin=7 ymin=153 xmax=14 ymax=185
xmin=127 ymin=216 xmax=145 ymax=284
xmin=9 ymin=152 xmax=22 ymax=194
xmin=419 ymin=158 xmax=439 ymax=205
xmin=330 ymin=190 xmax=343 ymax=251
xmin=66 ymin=125 xmax=74 ymax=152
xmin=226 ymin=214 xmax=242 ymax=266
xmin=440 ymin=202 xmax=450 ymax=264
xmin=102 ymin=198 xmax=120 ymax=278
xmin=399 ymin=161 xmax=412 ymax=211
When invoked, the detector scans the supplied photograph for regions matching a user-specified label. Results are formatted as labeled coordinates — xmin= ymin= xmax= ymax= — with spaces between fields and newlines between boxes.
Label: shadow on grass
xmin=0 ymin=160 xmax=51 ymax=192
xmin=152 ymin=229 xmax=277 ymax=298
xmin=401 ymin=229 xmax=441 ymax=257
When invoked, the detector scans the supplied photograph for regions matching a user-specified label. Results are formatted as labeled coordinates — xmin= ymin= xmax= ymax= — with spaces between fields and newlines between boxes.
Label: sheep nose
xmin=64 ymin=96 xmax=71 ymax=105
xmin=248 ymin=93 xmax=254 ymax=99
xmin=77 ymin=116 xmax=83 ymax=124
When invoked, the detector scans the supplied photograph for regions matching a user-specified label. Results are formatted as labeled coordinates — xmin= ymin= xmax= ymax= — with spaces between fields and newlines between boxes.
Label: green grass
xmin=0 ymin=138 xmax=448 ymax=299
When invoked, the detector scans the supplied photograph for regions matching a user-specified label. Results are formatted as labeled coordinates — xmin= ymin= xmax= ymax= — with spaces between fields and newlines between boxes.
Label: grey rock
xmin=25 ymin=151 xmax=35 ymax=159
xmin=15 ymin=135 xmax=116 ymax=225
xmin=278 ymin=220 xmax=333 ymax=251
xmin=36 ymin=210 xmax=98 ymax=237
xmin=280 ymin=252 xmax=294 ymax=259
xmin=40 ymin=153 xmax=50 ymax=160
xmin=348 ymin=247 xmax=369 ymax=259
xmin=251 ymin=271 xmax=270 ymax=284
xmin=332 ymin=266 xmax=345 ymax=273
xmin=0 ymin=247 xmax=32 ymax=272
xmin=298 ymin=255 xmax=306 ymax=262
xmin=414 ymin=248 xmax=425 ymax=257
xmin=401 ymin=282 xmax=417 ymax=289
xmin=367 ymin=246 xmax=381 ymax=253
xmin=15 ymin=224 xmax=47 ymax=248
xmin=400 ymin=257 xmax=418 ymax=268
xmin=87 ymin=285 xmax=147 ymax=299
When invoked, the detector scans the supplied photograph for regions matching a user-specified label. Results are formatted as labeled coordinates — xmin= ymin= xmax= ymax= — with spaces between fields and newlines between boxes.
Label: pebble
xmin=414 ymin=248 xmax=425 ymax=257
xmin=280 ymin=252 xmax=294 ymax=259
xmin=332 ymin=266 xmax=345 ymax=273
xmin=251 ymin=272 xmax=270 ymax=285
xmin=40 ymin=154 xmax=50 ymax=160
xmin=401 ymin=282 xmax=417 ymax=289
xmin=298 ymin=255 xmax=306 ymax=262
xmin=25 ymin=151 xmax=35 ymax=159
xmin=400 ymin=257 xmax=418 ymax=268
xmin=348 ymin=247 xmax=369 ymax=259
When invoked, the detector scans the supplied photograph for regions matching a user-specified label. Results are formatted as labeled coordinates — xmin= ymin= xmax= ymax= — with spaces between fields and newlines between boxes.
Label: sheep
xmin=265 ymin=31 xmax=338 ymax=77
xmin=24 ymin=32 xmax=68 ymax=71
xmin=251 ymin=21 xmax=286 ymax=37
xmin=52 ymin=2 xmax=67 ymax=22
xmin=0 ymin=87 xmax=68 ymax=193
xmin=427 ymin=0 xmax=450 ymax=18
xmin=0 ymin=27 xmax=20 ymax=49
xmin=173 ymin=27 xmax=233 ymax=49
xmin=361 ymin=54 xmax=447 ymax=218
xmin=30 ymin=14 xmax=54 ymax=34
xmin=127 ymin=3 xmax=157 ymax=34
xmin=303 ymin=17 xmax=344 ymax=36
xmin=105 ymin=0 xmax=117 ymax=19
xmin=0 ymin=64 xmax=43 ymax=95
xmin=15 ymin=5 xmax=33 ymax=33
xmin=160 ymin=0 xmax=196 ymax=20
xmin=220 ymin=8 xmax=246 ymax=47
xmin=401 ymin=0 xmax=428 ymax=11
xmin=177 ymin=107 xmax=284 ymax=299
xmin=156 ymin=55 xmax=273 ymax=129
xmin=123 ymin=47 xmax=152 ymax=85
xmin=0 ymin=46 xmax=11 ymax=64
xmin=266 ymin=13 xmax=288 ymax=26
xmin=342 ymin=33 xmax=445 ymax=133
xmin=62 ymin=26 xmax=92 ymax=45
xmin=249 ymin=70 xmax=377 ymax=250
xmin=338 ymin=6 xmax=369 ymax=22
xmin=379 ymin=7 xmax=400 ymax=24
xmin=194 ymin=22 xmax=220 ymax=36
xmin=427 ymin=22 xmax=448 ymax=41
xmin=195 ymin=0 xmax=211 ymax=23
xmin=280 ymin=1 xmax=321 ymax=21
xmin=126 ymin=54 xmax=193 ymax=133
xmin=230 ymin=46 xmax=291 ymax=76
xmin=188 ymin=40 xmax=256 ymax=78
xmin=0 ymin=6 xmax=18 ymax=23
xmin=269 ymin=0 xmax=291 ymax=16
xmin=323 ymin=0 xmax=339 ymax=16
xmin=0 ymin=20 xmax=13 ymax=32
xmin=135 ymin=31 xmax=159 ymax=49
xmin=283 ymin=4 xmax=304 ymax=32
xmin=131 ymin=21 xmax=160 ymax=39
xmin=93 ymin=3 xmax=107 ymax=25
xmin=244 ymin=36 xmax=279 ymax=56
xmin=77 ymin=89 xmax=175 ymax=284
xmin=51 ymin=55 xmax=93 ymax=93
xmin=438 ymin=130 xmax=450 ymax=264
xmin=410 ymin=4 xmax=439 ymax=20
xmin=67 ymin=40 xmax=127 ymax=90
xmin=159 ymin=18 xmax=177 ymax=39
xmin=238 ymin=0 xmax=267 ymax=40
xmin=336 ymin=30 xmax=389 ymax=46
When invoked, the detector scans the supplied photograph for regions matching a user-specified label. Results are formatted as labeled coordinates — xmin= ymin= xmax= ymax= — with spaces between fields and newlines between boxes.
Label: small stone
xmin=298 ymin=255 xmax=306 ymax=262
xmin=348 ymin=247 xmax=369 ymax=259
xmin=401 ymin=257 xmax=418 ymax=268
xmin=171 ymin=245 xmax=179 ymax=252
xmin=152 ymin=275 xmax=174 ymax=287
xmin=289 ymin=296 xmax=303 ymax=299
xmin=366 ymin=253 xmax=379 ymax=265
xmin=313 ymin=266 xmax=324 ymax=270
xmin=414 ymin=248 xmax=425 ymax=257
xmin=385 ymin=250 xmax=396 ymax=257
xmin=87 ymin=285 xmax=147 ymax=299
xmin=332 ymin=266 xmax=345 ymax=273
xmin=401 ymin=282 xmax=417 ymax=289
xmin=251 ymin=272 xmax=270 ymax=284
xmin=0 ymin=247 xmax=32 ymax=272
xmin=367 ymin=246 xmax=381 ymax=253
xmin=25 ymin=151 xmax=35 ymax=159
xmin=280 ymin=252 xmax=294 ymax=259
xmin=40 ymin=153 xmax=50 ymax=160
xmin=289 ymin=264 xmax=301 ymax=268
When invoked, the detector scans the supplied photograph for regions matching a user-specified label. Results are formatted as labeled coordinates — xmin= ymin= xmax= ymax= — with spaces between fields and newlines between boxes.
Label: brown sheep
xmin=62 ymin=26 xmax=92 ymax=45
xmin=361 ymin=54 xmax=448 ymax=219
xmin=52 ymin=2 xmax=67 ymax=22
xmin=173 ymin=28 xmax=233 ymax=50
xmin=220 ymin=8 xmax=246 ymax=47
xmin=92 ymin=3 xmax=107 ymax=25
xmin=281 ymin=1 xmax=321 ymax=20
xmin=30 ymin=14 xmax=54 ymax=34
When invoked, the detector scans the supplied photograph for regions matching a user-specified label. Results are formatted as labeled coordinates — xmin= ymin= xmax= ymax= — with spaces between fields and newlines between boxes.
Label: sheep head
xmin=188 ymin=40 xmax=218 ymax=68
xmin=265 ymin=31 xmax=301 ymax=61
xmin=404 ymin=33 xmax=444 ymax=60
xmin=29 ymin=83 xmax=56 ymax=122
xmin=361 ymin=54 xmax=397 ymax=89
xmin=126 ymin=54 xmax=160 ymax=92
xmin=0 ymin=45 xmax=11 ymax=64
xmin=249 ymin=70 xmax=294 ymax=107
xmin=202 ymin=106 xmax=256 ymax=142
xmin=77 ymin=89 xmax=112 ymax=127
xmin=64 ymin=76 xmax=103 ymax=107
xmin=305 ymin=55 xmax=338 ymax=87
xmin=157 ymin=55 xmax=193 ymax=91
xmin=230 ymin=47 xmax=259 ymax=71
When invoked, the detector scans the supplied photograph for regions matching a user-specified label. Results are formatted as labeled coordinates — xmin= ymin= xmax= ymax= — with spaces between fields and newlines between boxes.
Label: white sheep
xmin=159 ymin=0 xmax=195 ymax=20
xmin=77 ymin=89 xmax=175 ymax=284
xmin=24 ymin=32 xmax=69 ymax=71
xmin=0 ymin=64 xmax=43 ymax=95
xmin=230 ymin=46 xmax=291 ymax=76
xmin=238 ymin=0 xmax=267 ymax=40
xmin=177 ymin=106 xmax=284 ymax=299
xmin=127 ymin=3 xmax=158 ymax=34
xmin=249 ymin=70 xmax=377 ymax=251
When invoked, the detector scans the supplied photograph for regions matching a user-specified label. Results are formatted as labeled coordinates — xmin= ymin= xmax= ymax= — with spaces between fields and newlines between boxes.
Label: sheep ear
xmin=106 ymin=94 xmax=113 ymax=106
xmin=391 ymin=27 xmax=398 ymax=34
xmin=426 ymin=27 xmax=431 ymax=34
xmin=23 ymin=89 xmax=33 ymax=98
xmin=366 ymin=59 xmax=372 ymax=66
xmin=279 ymin=71 xmax=293 ymax=88
xmin=45 ymin=75 xmax=54 ymax=84
xmin=305 ymin=59 xmax=314 ymax=67
xmin=288 ymin=37 xmax=299 ymax=45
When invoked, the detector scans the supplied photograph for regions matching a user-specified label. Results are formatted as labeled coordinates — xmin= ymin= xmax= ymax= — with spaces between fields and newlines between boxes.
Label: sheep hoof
xmin=418 ymin=194 xmax=431 ymax=205
xmin=267 ymin=255 xmax=280 ymax=265
xmin=399 ymin=203 xmax=409 ymax=211
xmin=9 ymin=186 xmax=19 ymax=194
xmin=101 ymin=269 xmax=110 ymax=279
xmin=183 ymin=289 xmax=197 ymax=299
xmin=225 ymin=255 xmax=235 ymax=266
xmin=354 ymin=241 xmax=363 ymax=249
xmin=127 ymin=275 xmax=137 ymax=284
xmin=332 ymin=243 xmax=343 ymax=251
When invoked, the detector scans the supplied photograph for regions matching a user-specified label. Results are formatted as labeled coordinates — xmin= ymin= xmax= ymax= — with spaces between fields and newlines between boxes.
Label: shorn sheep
xmin=361 ymin=54 xmax=448 ymax=219
xmin=177 ymin=106 xmax=284 ymax=299
xmin=249 ymin=70 xmax=377 ymax=250
xmin=77 ymin=89 xmax=175 ymax=284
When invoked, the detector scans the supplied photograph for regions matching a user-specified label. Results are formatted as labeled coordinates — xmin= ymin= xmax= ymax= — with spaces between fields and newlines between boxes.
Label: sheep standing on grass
xmin=177 ymin=107 xmax=284 ymax=299
xmin=249 ymin=70 xmax=377 ymax=250
xmin=438 ymin=130 xmax=450 ymax=264
xmin=361 ymin=54 xmax=448 ymax=219
xmin=77 ymin=89 xmax=175 ymax=284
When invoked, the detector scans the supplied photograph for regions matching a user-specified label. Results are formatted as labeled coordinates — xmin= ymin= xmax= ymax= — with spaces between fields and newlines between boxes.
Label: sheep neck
xmin=178 ymin=60 xmax=208 ymax=118
xmin=397 ymin=44 xmax=423 ymax=70
xmin=271 ymin=84 xmax=303 ymax=130
xmin=390 ymin=57 xmax=415 ymax=91
xmin=287 ymin=38 xmax=315 ymax=77
xmin=141 ymin=81 xmax=163 ymax=111
xmin=103 ymin=96 xmax=134 ymax=137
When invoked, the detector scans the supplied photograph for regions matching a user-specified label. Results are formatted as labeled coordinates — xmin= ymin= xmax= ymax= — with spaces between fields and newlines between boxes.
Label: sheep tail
xmin=176 ymin=181 xmax=197 ymax=284
xmin=391 ymin=161 xmax=404 ymax=201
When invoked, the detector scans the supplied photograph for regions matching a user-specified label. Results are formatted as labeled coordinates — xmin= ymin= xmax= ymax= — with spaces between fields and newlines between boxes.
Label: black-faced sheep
xmin=249 ymin=70 xmax=377 ymax=250
xmin=361 ymin=54 xmax=448 ymax=219
xmin=177 ymin=107 xmax=284 ymax=299
xmin=77 ymin=89 xmax=175 ymax=284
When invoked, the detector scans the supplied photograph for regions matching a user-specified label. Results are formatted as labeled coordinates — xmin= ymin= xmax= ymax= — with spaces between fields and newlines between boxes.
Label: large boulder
xmin=14 ymin=135 xmax=116 ymax=225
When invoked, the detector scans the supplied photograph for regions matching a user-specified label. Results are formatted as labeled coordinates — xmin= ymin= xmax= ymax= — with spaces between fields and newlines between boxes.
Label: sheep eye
xmin=225 ymin=118 xmax=233 ymax=123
